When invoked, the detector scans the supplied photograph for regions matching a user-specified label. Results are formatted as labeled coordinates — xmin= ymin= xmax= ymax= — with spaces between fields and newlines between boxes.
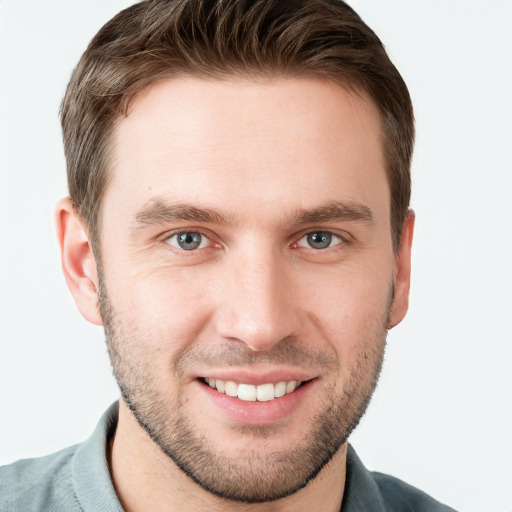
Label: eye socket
xmin=297 ymin=231 xmax=343 ymax=250
xmin=166 ymin=232 xmax=210 ymax=251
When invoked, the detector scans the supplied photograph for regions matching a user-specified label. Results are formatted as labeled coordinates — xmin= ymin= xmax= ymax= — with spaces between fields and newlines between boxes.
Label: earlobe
xmin=55 ymin=197 xmax=103 ymax=326
xmin=388 ymin=210 xmax=415 ymax=329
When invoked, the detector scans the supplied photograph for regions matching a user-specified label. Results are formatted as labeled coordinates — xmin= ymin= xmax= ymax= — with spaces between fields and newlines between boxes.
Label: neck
xmin=109 ymin=400 xmax=347 ymax=512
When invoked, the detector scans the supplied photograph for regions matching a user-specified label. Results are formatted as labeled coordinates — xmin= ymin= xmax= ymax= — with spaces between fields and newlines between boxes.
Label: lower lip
xmin=196 ymin=379 xmax=315 ymax=425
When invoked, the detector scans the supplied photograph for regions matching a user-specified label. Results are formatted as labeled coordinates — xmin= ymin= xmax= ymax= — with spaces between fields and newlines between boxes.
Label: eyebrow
xmin=132 ymin=199 xmax=231 ymax=227
xmin=131 ymin=198 xmax=373 ymax=229
xmin=291 ymin=202 xmax=373 ymax=225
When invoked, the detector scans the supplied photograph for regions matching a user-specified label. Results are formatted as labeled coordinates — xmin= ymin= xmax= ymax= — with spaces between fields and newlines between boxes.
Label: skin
xmin=56 ymin=76 xmax=414 ymax=512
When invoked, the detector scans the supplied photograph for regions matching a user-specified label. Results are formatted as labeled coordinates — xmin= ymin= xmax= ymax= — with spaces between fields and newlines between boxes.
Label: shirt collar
xmin=341 ymin=445 xmax=388 ymax=511
xmin=72 ymin=402 xmax=124 ymax=512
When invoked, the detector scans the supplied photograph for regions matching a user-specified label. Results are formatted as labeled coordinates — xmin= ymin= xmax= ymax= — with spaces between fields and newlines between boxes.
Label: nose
xmin=214 ymin=249 xmax=303 ymax=352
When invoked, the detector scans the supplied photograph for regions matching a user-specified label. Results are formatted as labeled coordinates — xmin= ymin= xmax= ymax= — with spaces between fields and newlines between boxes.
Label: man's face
xmin=97 ymin=77 xmax=404 ymax=502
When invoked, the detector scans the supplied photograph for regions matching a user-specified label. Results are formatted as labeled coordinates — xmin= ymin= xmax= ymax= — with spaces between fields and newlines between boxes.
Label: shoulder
xmin=0 ymin=445 xmax=81 ymax=512
xmin=372 ymin=471 xmax=458 ymax=512
xmin=343 ymin=445 xmax=458 ymax=512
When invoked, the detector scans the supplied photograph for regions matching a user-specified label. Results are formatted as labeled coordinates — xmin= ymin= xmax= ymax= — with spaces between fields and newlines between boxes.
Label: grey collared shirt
xmin=0 ymin=402 xmax=457 ymax=511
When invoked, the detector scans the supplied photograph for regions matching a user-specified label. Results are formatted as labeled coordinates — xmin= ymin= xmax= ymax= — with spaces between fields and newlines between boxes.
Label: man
xmin=0 ymin=1 xmax=457 ymax=510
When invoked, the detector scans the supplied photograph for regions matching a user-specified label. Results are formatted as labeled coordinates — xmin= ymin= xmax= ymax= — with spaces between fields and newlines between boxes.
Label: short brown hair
xmin=61 ymin=0 xmax=414 ymax=252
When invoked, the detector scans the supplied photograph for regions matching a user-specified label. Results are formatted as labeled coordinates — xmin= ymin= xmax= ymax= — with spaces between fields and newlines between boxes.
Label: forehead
xmin=104 ymin=76 xmax=388 ymax=229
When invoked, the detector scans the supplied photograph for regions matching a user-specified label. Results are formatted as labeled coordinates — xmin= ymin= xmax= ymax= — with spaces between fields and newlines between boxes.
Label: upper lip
xmin=196 ymin=369 xmax=318 ymax=386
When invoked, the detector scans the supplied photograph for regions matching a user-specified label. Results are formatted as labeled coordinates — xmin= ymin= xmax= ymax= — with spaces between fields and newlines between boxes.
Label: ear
xmin=388 ymin=210 xmax=415 ymax=329
xmin=55 ymin=197 xmax=103 ymax=326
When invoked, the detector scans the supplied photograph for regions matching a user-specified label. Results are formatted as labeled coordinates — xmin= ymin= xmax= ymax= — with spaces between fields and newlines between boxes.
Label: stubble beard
xmin=98 ymin=272 xmax=389 ymax=503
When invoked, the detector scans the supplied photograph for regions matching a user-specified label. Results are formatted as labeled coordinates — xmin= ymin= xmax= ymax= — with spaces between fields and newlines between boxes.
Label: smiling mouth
xmin=202 ymin=378 xmax=307 ymax=402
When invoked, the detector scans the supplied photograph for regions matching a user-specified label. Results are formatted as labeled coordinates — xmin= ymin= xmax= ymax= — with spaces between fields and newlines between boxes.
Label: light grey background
xmin=1 ymin=2 xmax=511 ymax=511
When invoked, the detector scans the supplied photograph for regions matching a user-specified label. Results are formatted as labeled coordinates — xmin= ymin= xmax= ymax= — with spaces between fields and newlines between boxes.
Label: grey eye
xmin=167 ymin=232 xmax=208 ymax=250
xmin=297 ymin=232 xmax=342 ymax=250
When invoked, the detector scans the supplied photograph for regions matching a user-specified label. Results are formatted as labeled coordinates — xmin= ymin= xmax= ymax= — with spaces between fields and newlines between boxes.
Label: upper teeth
xmin=205 ymin=378 xmax=302 ymax=402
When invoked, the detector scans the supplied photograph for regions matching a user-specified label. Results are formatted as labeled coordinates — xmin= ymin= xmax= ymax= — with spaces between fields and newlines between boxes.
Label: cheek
xmin=303 ymin=263 xmax=391 ymax=357
xmin=107 ymin=265 xmax=214 ymax=355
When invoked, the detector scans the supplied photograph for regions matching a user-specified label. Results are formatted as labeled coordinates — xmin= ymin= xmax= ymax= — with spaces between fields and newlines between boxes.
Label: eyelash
xmin=294 ymin=231 xmax=345 ymax=250
xmin=161 ymin=229 xmax=349 ymax=254
xmin=163 ymin=230 xmax=217 ymax=252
